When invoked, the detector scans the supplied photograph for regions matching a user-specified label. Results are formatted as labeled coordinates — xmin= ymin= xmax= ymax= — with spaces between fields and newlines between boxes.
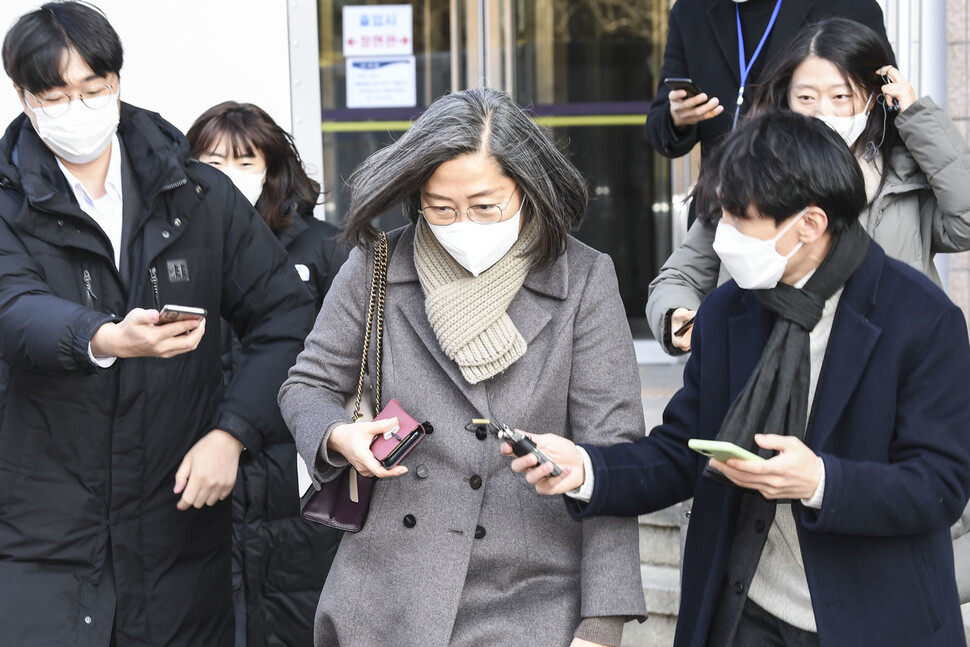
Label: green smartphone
xmin=688 ymin=439 xmax=765 ymax=462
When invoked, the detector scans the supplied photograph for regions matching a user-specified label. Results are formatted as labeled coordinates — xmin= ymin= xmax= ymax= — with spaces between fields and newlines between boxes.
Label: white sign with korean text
xmin=342 ymin=4 xmax=413 ymax=57
xmin=346 ymin=56 xmax=417 ymax=108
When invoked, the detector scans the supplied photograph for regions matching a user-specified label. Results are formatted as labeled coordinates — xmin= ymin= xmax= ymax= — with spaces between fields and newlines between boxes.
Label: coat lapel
xmin=727 ymin=290 xmax=773 ymax=399
xmin=710 ymin=0 xmax=815 ymax=90
xmin=806 ymin=246 xmax=883 ymax=450
xmin=481 ymin=259 xmax=563 ymax=424
xmin=396 ymin=285 xmax=491 ymax=415
xmin=709 ymin=0 xmax=741 ymax=86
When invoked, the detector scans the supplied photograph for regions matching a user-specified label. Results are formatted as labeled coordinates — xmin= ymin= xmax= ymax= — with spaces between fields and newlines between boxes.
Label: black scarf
xmin=706 ymin=220 xmax=870 ymax=482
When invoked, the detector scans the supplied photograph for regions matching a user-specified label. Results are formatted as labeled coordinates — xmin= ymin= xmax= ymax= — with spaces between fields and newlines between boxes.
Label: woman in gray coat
xmin=279 ymin=88 xmax=647 ymax=647
xmin=647 ymin=18 xmax=970 ymax=355
xmin=645 ymin=17 xmax=970 ymax=602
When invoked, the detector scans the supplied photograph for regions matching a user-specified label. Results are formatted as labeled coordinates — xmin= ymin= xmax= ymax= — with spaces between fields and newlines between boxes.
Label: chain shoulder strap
xmin=350 ymin=232 xmax=389 ymax=421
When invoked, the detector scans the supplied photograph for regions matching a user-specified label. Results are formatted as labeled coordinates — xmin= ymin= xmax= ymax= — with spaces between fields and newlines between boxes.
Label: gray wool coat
xmin=279 ymin=225 xmax=648 ymax=647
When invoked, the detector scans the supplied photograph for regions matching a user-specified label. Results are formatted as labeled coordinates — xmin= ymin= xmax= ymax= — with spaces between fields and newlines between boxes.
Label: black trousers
xmin=731 ymin=598 xmax=820 ymax=647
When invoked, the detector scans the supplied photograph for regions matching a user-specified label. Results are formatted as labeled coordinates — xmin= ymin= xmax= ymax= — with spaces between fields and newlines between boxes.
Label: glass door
xmin=316 ymin=0 xmax=670 ymax=328
xmin=504 ymin=1 xmax=667 ymax=324
xmin=317 ymin=0 xmax=462 ymax=230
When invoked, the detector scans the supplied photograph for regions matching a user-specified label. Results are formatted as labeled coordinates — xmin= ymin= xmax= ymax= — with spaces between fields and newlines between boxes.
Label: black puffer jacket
xmin=0 ymin=104 xmax=315 ymax=646
xmin=228 ymin=205 xmax=347 ymax=647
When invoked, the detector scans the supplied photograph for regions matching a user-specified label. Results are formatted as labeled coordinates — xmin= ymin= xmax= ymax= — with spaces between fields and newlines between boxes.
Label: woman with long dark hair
xmin=188 ymin=102 xmax=344 ymax=309
xmin=187 ymin=102 xmax=347 ymax=647
xmin=647 ymin=17 xmax=970 ymax=355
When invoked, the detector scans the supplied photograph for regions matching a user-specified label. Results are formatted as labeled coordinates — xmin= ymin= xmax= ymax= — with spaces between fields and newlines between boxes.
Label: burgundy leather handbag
xmin=300 ymin=233 xmax=388 ymax=533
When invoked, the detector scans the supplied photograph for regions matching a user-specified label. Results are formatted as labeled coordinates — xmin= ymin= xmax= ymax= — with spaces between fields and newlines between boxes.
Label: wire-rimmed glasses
xmin=419 ymin=188 xmax=518 ymax=225
xmin=25 ymin=84 xmax=115 ymax=119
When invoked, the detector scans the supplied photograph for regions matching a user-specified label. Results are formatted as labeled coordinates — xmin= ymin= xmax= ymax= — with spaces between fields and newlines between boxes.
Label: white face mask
xmin=427 ymin=206 xmax=522 ymax=276
xmin=815 ymin=96 xmax=872 ymax=147
xmin=712 ymin=207 xmax=808 ymax=290
xmin=220 ymin=166 xmax=266 ymax=206
xmin=28 ymin=93 xmax=120 ymax=164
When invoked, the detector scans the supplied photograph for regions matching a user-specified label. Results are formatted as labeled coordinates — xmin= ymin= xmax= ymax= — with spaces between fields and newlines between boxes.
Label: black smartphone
xmin=664 ymin=77 xmax=703 ymax=98
xmin=673 ymin=315 xmax=695 ymax=338
xmin=880 ymin=74 xmax=899 ymax=111
xmin=378 ymin=430 xmax=425 ymax=469
xmin=157 ymin=304 xmax=207 ymax=324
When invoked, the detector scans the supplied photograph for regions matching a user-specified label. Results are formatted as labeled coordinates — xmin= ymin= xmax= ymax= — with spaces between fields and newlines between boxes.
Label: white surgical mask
xmin=28 ymin=93 xmax=120 ymax=164
xmin=815 ymin=95 xmax=872 ymax=147
xmin=712 ymin=207 xmax=809 ymax=290
xmin=221 ymin=166 xmax=266 ymax=206
xmin=427 ymin=206 xmax=522 ymax=276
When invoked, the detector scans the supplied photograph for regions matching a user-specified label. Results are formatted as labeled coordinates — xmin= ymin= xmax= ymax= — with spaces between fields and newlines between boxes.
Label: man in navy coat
xmin=510 ymin=111 xmax=970 ymax=646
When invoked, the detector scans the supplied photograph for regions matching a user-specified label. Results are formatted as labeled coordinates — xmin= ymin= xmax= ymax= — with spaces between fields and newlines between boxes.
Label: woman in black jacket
xmin=188 ymin=102 xmax=347 ymax=647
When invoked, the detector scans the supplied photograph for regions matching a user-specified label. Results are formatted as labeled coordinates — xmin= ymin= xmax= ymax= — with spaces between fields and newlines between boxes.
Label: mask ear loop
xmin=863 ymin=96 xmax=889 ymax=162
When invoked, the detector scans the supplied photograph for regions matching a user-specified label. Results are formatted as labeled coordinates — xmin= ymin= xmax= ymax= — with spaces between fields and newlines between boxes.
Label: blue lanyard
xmin=733 ymin=0 xmax=783 ymax=128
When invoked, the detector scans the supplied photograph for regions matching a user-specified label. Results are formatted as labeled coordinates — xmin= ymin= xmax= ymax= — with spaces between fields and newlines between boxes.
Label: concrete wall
xmin=0 ymin=1 xmax=293 ymax=139
xmin=946 ymin=0 xmax=970 ymax=320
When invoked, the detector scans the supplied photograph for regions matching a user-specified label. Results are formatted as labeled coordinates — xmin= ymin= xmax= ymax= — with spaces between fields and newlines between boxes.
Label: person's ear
xmin=798 ymin=206 xmax=829 ymax=244
xmin=15 ymin=85 xmax=35 ymax=122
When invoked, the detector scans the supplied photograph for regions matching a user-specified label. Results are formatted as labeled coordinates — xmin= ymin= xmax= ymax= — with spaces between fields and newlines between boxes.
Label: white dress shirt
xmin=56 ymin=135 xmax=123 ymax=368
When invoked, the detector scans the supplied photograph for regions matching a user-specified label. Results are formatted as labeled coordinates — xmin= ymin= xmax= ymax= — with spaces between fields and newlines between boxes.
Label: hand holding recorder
xmin=502 ymin=430 xmax=587 ymax=495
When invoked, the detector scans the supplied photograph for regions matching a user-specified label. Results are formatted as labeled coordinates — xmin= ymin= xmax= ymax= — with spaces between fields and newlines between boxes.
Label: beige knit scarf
xmin=413 ymin=217 xmax=538 ymax=384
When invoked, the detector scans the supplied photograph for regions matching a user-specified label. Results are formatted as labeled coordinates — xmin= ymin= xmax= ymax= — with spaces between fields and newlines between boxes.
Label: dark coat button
xmin=469 ymin=475 xmax=483 ymax=490
xmin=734 ymin=581 xmax=744 ymax=595
xmin=403 ymin=514 xmax=416 ymax=528
xmin=422 ymin=421 xmax=434 ymax=434
xmin=476 ymin=428 xmax=488 ymax=441
xmin=415 ymin=464 xmax=430 ymax=479
xmin=755 ymin=519 xmax=766 ymax=533
xmin=474 ymin=525 xmax=486 ymax=539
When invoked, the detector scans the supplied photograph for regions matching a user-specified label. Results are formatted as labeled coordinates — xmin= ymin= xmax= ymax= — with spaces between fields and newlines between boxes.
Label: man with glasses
xmin=0 ymin=3 xmax=315 ymax=645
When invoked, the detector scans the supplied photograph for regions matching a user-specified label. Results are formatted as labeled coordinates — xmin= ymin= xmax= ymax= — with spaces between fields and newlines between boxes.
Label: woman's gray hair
xmin=342 ymin=87 xmax=588 ymax=269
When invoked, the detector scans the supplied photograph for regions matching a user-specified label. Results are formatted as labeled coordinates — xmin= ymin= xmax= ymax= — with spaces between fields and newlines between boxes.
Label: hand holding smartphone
xmin=664 ymin=77 xmax=703 ymax=98
xmin=688 ymin=439 xmax=765 ymax=463
xmin=674 ymin=316 xmax=695 ymax=338
xmin=880 ymin=74 xmax=900 ymax=111
xmin=156 ymin=304 xmax=207 ymax=324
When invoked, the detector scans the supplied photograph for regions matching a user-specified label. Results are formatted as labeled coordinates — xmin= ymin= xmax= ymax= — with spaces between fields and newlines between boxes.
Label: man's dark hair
xmin=2 ymin=1 xmax=123 ymax=94
xmin=714 ymin=110 xmax=866 ymax=235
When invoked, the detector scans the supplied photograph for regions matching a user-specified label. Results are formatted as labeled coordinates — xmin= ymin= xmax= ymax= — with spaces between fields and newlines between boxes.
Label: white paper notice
xmin=343 ymin=5 xmax=413 ymax=57
xmin=346 ymin=56 xmax=417 ymax=109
